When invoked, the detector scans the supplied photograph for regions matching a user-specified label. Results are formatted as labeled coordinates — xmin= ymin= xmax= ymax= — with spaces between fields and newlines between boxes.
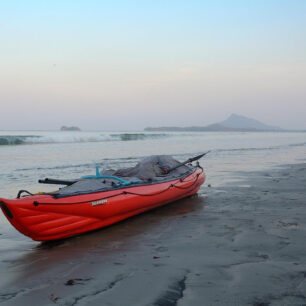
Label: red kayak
xmin=0 ymin=155 xmax=206 ymax=241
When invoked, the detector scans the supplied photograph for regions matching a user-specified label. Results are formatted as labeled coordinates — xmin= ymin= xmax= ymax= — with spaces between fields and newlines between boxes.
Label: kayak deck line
xmin=33 ymin=169 xmax=203 ymax=206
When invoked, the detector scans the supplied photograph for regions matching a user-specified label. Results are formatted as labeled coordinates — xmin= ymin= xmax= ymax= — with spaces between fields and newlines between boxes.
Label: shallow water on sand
xmin=0 ymin=130 xmax=305 ymax=197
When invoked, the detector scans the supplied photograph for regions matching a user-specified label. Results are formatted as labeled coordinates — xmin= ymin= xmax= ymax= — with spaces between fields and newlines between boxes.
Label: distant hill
xmin=144 ymin=114 xmax=282 ymax=132
xmin=219 ymin=114 xmax=281 ymax=131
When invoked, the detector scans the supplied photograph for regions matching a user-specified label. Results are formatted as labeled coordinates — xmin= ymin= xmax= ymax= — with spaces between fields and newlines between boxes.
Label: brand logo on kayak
xmin=91 ymin=199 xmax=108 ymax=206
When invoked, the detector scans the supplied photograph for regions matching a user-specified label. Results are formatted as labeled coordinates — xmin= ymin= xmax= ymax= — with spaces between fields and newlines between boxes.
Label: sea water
xmin=0 ymin=130 xmax=306 ymax=235
xmin=0 ymin=130 xmax=306 ymax=199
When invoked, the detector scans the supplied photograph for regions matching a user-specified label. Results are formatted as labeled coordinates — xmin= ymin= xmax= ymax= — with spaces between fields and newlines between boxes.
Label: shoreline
xmin=0 ymin=162 xmax=306 ymax=305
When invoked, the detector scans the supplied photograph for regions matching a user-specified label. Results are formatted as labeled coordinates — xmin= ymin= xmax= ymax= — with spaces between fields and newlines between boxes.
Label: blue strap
xmin=81 ymin=166 xmax=140 ymax=187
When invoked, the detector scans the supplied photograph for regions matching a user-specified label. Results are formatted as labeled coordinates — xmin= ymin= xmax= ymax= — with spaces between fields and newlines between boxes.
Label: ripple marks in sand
xmin=153 ymin=273 xmax=188 ymax=306
xmin=70 ymin=274 xmax=129 ymax=306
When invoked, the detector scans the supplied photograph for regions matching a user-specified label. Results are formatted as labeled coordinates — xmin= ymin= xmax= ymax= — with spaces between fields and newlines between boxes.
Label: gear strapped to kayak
xmin=50 ymin=155 xmax=199 ymax=198
xmin=0 ymin=154 xmax=207 ymax=241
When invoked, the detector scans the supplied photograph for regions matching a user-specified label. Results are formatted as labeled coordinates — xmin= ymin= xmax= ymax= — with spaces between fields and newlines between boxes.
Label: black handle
xmin=38 ymin=178 xmax=76 ymax=186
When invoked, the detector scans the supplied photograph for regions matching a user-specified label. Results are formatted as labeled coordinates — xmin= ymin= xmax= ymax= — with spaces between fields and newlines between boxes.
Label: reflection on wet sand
xmin=3 ymin=195 xmax=204 ymax=286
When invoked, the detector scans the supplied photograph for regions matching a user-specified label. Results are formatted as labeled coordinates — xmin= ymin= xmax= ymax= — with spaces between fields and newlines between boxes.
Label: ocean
xmin=1 ymin=130 xmax=305 ymax=200
xmin=0 ymin=130 xmax=305 ymax=234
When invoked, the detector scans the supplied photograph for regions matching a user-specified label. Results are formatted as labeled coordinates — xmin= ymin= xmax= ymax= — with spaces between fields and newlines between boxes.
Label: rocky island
xmin=60 ymin=126 xmax=81 ymax=131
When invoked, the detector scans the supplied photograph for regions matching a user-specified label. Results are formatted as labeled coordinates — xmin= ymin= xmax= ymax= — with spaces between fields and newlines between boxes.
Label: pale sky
xmin=0 ymin=0 xmax=306 ymax=130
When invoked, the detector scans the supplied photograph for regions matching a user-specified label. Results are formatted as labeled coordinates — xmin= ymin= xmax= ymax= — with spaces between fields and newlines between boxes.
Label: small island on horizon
xmin=60 ymin=126 xmax=81 ymax=131
xmin=144 ymin=114 xmax=283 ymax=132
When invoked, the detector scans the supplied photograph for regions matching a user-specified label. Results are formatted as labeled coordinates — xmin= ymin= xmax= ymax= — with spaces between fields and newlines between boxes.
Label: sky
xmin=0 ymin=0 xmax=305 ymax=130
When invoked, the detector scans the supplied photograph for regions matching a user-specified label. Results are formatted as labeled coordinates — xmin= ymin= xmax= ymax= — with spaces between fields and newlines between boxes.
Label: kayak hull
xmin=0 ymin=168 xmax=205 ymax=241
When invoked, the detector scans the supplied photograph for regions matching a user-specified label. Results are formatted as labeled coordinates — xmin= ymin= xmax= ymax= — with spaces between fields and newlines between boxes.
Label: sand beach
xmin=0 ymin=161 xmax=305 ymax=306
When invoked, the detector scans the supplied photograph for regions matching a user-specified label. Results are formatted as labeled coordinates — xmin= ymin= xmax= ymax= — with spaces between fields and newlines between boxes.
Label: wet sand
xmin=0 ymin=162 xmax=306 ymax=305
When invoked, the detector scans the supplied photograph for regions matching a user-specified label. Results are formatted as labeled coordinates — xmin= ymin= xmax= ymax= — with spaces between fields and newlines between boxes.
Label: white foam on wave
xmin=24 ymin=133 xmax=114 ymax=144
xmin=22 ymin=133 xmax=169 ymax=144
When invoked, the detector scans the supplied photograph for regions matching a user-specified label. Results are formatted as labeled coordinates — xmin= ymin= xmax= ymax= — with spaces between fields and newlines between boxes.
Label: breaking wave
xmin=0 ymin=133 xmax=169 ymax=146
xmin=0 ymin=136 xmax=30 ymax=145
